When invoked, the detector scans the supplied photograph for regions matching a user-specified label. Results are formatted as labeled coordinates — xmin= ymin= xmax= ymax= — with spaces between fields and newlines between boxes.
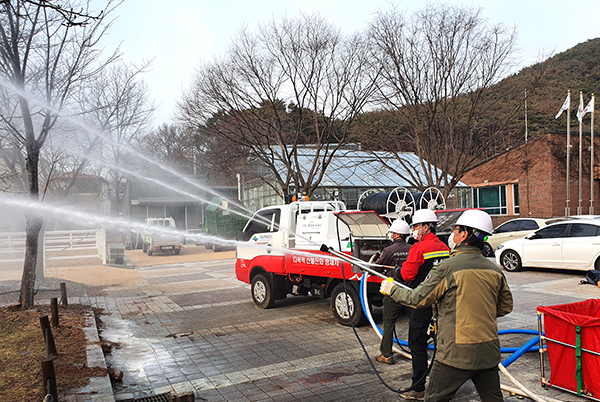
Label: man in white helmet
xmin=381 ymin=209 xmax=513 ymax=402
xmin=373 ymin=219 xmax=412 ymax=365
xmin=389 ymin=209 xmax=450 ymax=400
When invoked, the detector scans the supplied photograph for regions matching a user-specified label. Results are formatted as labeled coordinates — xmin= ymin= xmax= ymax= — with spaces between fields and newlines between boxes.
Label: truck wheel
xmin=331 ymin=283 xmax=366 ymax=327
xmin=205 ymin=243 xmax=212 ymax=250
xmin=174 ymin=249 xmax=181 ymax=255
xmin=251 ymin=274 xmax=274 ymax=309
xmin=148 ymin=249 xmax=153 ymax=256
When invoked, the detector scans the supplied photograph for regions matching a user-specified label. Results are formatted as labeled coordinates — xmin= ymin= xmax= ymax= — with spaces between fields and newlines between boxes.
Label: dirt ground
xmin=126 ymin=244 xmax=235 ymax=268
xmin=1 ymin=245 xmax=234 ymax=287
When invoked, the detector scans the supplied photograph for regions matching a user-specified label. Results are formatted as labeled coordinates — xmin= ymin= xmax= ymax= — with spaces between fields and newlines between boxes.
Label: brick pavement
xmin=80 ymin=260 xmax=596 ymax=401
xmin=8 ymin=255 xmax=598 ymax=401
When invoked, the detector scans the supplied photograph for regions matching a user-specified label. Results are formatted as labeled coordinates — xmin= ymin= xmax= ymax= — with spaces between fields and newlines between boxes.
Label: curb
xmin=82 ymin=310 xmax=115 ymax=402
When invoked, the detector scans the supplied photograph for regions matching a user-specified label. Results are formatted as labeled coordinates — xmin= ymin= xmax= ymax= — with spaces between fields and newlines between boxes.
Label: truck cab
xmin=143 ymin=217 xmax=184 ymax=256
xmin=235 ymin=201 xmax=392 ymax=326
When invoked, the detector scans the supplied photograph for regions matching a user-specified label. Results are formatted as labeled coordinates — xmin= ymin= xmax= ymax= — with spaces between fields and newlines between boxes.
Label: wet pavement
xmin=6 ymin=248 xmax=599 ymax=401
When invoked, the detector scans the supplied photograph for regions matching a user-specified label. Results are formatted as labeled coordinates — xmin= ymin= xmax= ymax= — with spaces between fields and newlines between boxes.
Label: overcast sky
xmin=92 ymin=0 xmax=600 ymax=125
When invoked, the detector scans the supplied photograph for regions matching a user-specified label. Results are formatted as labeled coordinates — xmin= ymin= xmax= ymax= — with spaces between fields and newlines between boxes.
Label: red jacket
xmin=398 ymin=232 xmax=450 ymax=288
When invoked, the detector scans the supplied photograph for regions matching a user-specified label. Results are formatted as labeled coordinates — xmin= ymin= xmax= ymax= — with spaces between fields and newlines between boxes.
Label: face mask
xmin=448 ymin=232 xmax=457 ymax=250
xmin=411 ymin=229 xmax=420 ymax=241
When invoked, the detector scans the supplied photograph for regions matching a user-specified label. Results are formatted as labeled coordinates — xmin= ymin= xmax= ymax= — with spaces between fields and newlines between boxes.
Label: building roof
xmin=269 ymin=146 xmax=468 ymax=188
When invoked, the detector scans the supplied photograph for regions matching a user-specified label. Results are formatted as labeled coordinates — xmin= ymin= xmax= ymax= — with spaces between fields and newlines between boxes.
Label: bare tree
xmin=140 ymin=123 xmax=196 ymax=175
xmin=78 ymin=60 xmax=155 ymax=214
xmin=0 ymin=0 xmax=119 ymax=309
xmin=367 ymin=4 xmax=520 ymax=197
xmin=178 ymin=13 xmax=378 ymax=197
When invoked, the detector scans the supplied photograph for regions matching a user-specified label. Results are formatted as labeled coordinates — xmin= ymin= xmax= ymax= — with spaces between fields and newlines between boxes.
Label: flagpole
xmin=590 ymin=94 xmax=595 ymax=215
xmin=579 ymin=91 xmax=583 ymax=215
xmin=566 ymin=91 xmax=571 ymax=216
xmin=525 ymin=89 xmax=528 ymax=143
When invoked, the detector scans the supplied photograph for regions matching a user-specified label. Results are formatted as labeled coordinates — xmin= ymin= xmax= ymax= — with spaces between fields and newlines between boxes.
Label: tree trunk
xmin=36 ymin=223 xmax=46 ymax=280
xmin=19 ymin=215 xmax=43 ymax=308
xmin=19 ymin=147 xmax=43 ymax=309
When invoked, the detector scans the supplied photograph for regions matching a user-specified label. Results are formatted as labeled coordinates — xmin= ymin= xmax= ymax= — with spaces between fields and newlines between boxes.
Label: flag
xmin=555 ymin=92 xmax=570 ymax=119
xmin=577 ymin=93 xmax=585 ymax=122
xmin=579 ymin=96 xmax=595 ymax=121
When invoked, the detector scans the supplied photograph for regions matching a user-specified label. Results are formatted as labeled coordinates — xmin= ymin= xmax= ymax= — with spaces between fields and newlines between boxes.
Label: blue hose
xmin=501 ymin=335 xmax=540 ymax=367
xmin=360 ymin=273 xmax=434 ymax=350
xmin=359 ymin=273 xmax=540 ymax=361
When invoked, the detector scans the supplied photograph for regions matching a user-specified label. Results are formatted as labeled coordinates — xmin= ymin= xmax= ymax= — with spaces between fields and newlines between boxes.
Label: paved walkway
xmin=86 ymin=259 xmax=598 ymax=401
xmin=5 ymin=249 xmax=599 ymax=401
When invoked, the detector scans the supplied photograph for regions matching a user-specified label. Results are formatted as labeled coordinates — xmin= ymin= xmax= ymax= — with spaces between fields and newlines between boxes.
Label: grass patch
xmin=0 ymin=304 xmax=107 ymax=401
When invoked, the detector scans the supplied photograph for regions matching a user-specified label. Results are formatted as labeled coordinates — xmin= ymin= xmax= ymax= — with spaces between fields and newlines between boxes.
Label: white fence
xmin=0 ymin=229 xmax=105 ymax=268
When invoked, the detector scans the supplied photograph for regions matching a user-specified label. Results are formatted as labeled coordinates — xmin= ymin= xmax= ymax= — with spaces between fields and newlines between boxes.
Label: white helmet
xmin=411 ymin=209 xmax=438 ymax=226
xmin=388 ymin=219 xmax=410 ymax=234
xmin=455 ymin=209 xmax=493 ymax=235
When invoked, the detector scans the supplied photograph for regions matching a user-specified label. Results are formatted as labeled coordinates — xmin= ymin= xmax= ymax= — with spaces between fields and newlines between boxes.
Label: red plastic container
xmin=538 ymin=299 xmax=600 ymax=399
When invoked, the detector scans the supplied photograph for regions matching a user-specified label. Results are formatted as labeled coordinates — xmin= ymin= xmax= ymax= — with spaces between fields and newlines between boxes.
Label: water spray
xmin=0 ymin=77 xmax=250 ymax=215
xmin=0 ymin=77 xmax=351 ymax=263
xmin=0 ymin=195 xmax=352 ymax=263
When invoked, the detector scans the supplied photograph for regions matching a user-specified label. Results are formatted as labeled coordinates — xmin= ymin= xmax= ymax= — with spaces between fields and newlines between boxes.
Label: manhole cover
xmin=121 ymin=392 xmax=171 ymax=402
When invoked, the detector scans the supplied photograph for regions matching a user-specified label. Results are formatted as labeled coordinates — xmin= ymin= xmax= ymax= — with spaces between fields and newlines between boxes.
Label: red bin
xmin=538 ymin=299 xmax=600 ymax=399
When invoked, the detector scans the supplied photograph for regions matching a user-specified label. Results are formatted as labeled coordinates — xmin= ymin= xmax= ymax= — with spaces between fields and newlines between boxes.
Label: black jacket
xmin=375 ymin=238 xmax=411 ymax=280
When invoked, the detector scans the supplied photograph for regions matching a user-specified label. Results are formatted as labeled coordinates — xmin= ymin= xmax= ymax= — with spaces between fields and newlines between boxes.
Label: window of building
xmin=513 ymin=184 xmax=519 ymax=215
xmin=473 ymin=185 xmax=507 ymax=215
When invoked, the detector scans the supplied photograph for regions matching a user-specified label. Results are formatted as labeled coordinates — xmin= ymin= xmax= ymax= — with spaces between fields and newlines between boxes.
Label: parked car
xmin=483 ymin=218 xmax=549 ymax=257
xmin=495 ymin=219 xmax=600 ymax=272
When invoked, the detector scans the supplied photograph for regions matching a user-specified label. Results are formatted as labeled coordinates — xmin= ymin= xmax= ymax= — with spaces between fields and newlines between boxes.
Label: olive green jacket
xmin=389 ymin=245 xmax=513 ymax=370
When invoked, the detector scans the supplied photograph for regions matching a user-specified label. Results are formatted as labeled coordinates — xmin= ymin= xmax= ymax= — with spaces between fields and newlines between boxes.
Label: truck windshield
xmin=242 ymin=209 xmax=281 ymax=241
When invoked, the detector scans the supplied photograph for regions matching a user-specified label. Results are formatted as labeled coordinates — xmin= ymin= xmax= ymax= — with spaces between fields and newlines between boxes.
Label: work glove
xmin=380 ymin=278 xmax=397 ymax=296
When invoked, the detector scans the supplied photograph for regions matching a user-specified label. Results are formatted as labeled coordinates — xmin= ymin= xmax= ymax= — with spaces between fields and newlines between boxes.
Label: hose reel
xmin=414 ymin=187 xmax=446 ymax=211
xmin=358 ymin=186 xmax=445 ymax=219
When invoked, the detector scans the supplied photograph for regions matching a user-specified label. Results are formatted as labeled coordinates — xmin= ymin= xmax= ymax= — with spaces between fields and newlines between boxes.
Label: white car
xmin=483 ymin=218 xmax=549 ymax=257
xmin=495 ymin=219 xmax=600 ymax=272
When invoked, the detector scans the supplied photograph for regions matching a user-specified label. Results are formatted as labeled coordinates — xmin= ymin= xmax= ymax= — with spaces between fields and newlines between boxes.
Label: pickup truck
xmin=235 ymin=200 xmax=391 ymax=326
xmin=142 ymin=217 xmax=184 ymax=256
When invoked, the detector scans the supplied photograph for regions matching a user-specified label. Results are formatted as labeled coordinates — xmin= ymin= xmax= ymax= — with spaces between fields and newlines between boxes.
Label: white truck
xmin=235 ymin=200 xmax=392 ymax=326
xmin=142 ymin=217 xmax=184 ymax=256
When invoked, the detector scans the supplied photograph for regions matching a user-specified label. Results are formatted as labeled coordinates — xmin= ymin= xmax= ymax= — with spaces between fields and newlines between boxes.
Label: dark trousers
xmin=380 ymin=295 xmax=405 ymax=357
xmin=380 ymin=296 xmax=432 ymax=392
xmin=425 ymin=361 xmax=503 ymax=402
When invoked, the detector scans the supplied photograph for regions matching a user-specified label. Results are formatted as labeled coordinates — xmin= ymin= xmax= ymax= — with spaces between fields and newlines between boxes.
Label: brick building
xmin=462 ymin=133 xmax=600 ymax=227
